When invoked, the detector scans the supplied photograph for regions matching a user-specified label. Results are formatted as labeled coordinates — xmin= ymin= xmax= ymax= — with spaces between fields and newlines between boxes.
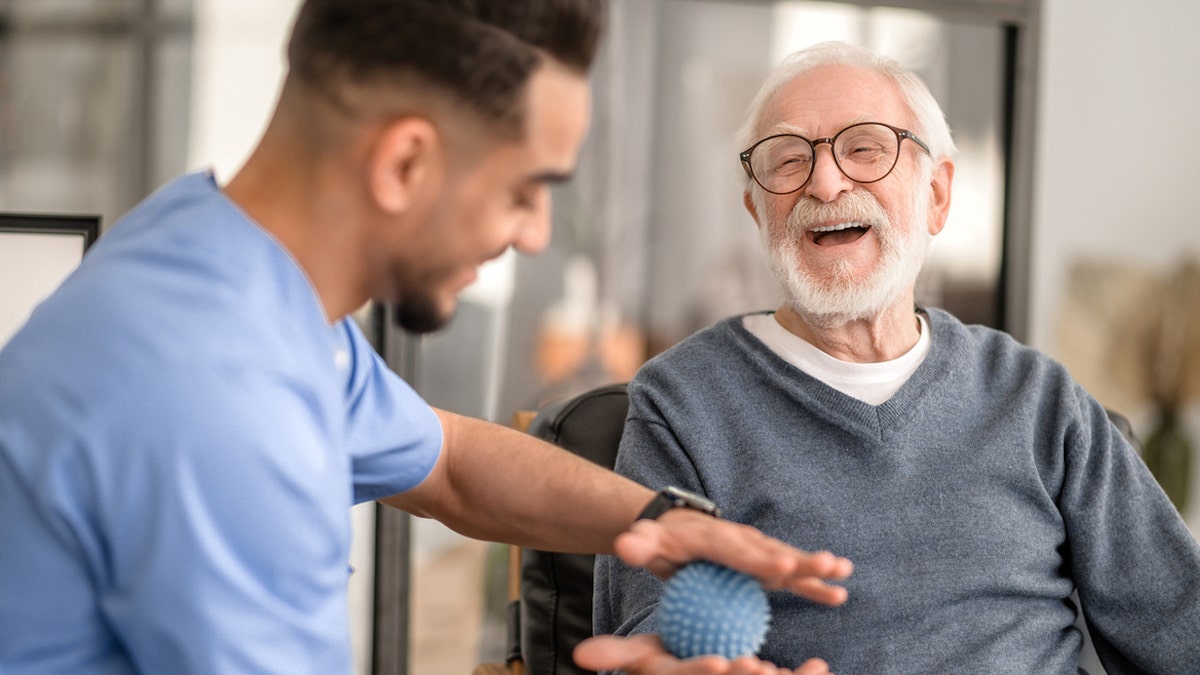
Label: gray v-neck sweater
xmin=594 ymin=308 xmax=1200 ymax=673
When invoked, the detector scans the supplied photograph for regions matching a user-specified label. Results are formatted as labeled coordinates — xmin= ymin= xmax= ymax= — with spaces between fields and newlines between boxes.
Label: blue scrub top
xmin=0 ymin=172 xmax=442 ymax=673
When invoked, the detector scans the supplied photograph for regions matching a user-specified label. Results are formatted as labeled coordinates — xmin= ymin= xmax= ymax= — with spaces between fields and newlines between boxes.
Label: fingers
xmin=794 ymin=657 xmax=833 ymax=675
xmin=755 ymin=550 xmax=852 ymax=606
xmin=730 ymin=656 xmax=833 ymax=675
xmin=572 ymin=634 xmax=660 ymax=671
xmin=727 ymin=656 xmax=783 ymax=675
xmin=574 ymin=635 xmax=726 ymax=674
xmin=781 ymin=575 xmax=849 ymax=607
xmin=613 ymin=512 xmax=853 ymax=606
xmin=575 ymin=635 xmax=821 ymax=675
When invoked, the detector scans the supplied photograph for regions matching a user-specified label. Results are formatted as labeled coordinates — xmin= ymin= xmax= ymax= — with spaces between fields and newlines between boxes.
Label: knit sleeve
xmin=1057 ymin=386 xmax=1200 ymax=671
xmin=592 ymin=377 xmax=709 ymax=642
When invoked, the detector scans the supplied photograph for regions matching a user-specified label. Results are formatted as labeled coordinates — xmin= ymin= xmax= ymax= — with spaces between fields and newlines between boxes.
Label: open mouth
xmin=808 ymin=222 xmax=871 ymax=247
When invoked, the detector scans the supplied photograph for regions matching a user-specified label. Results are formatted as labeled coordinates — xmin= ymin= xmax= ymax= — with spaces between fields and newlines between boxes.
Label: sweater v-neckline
xmin=727 ymin=308 xmax=960 ymax=442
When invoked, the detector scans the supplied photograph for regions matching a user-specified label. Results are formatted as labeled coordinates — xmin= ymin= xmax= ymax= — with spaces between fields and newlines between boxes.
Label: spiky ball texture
xmin=654 ymin=561 xmax=771 ymax=660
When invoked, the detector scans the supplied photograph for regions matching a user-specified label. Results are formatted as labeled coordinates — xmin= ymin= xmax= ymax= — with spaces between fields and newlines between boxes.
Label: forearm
xmin=384 ymin=409 xmax=854 ymax=607
xmin=381 ymin=408 xmax=654 ymax=554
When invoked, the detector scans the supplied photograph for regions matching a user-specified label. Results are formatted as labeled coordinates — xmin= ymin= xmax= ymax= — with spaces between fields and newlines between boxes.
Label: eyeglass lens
xmin=746 ymin=123 xmax=903 ymax=194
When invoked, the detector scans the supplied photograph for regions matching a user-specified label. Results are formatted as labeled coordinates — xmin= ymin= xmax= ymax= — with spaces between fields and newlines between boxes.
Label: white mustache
xmin=785 ymin=190 xmax=891 ymax=237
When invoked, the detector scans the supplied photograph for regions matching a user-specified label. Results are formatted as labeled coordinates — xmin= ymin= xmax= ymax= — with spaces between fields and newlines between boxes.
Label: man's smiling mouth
xmin=808 ymin=222 xmax=871 ymax=246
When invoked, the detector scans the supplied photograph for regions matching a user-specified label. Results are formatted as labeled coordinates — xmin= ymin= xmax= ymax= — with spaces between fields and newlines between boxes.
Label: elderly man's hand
xmin=574 ymin=634 xmax=834 ymax=675
xmin=616 ymin=509 xmax=853 ymax=606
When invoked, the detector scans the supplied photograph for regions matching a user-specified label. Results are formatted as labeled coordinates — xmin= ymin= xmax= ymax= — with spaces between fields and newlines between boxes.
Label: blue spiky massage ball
xmin=655 ymin=561 xmax=771 ymax=660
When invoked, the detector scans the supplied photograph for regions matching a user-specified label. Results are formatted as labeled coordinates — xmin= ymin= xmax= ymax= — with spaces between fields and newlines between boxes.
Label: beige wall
xmin=188 ymin=0 xmax=299 ymax=181
xmin=1033 ymin=0 xmax=1200 ymax=532
xmin=1032 ymin=0 xmax=1200 ymax=352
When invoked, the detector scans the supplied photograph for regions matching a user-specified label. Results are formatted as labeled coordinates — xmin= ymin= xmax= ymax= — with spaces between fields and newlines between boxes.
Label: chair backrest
xmin=1105 ymin=408 xmax=1139 ymax=451
xmin=519 ymin=383 xmax=629 ymax=675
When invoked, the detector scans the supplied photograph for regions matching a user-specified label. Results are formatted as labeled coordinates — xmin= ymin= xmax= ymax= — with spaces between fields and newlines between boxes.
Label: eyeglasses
xmin=739 ymin=122 xmax=931 ymax=195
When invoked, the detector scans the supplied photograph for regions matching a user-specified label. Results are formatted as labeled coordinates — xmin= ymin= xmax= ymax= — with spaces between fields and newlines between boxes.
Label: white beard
xmin=760 ymin=186 xmax=932 ymax=328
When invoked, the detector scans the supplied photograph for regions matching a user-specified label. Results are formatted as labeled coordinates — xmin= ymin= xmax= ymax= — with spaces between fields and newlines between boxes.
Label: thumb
xmin=612 ymin=519 xmax=691 ymax=579
xmin=573 ymin=634 xmax=662 ymax=671
xmin=575 ymin=635 xmax=732 ymax=674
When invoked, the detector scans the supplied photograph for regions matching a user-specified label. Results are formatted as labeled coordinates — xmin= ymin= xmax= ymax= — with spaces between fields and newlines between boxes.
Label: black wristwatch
xmin=637 ymin=486 xmax=722 ymax=520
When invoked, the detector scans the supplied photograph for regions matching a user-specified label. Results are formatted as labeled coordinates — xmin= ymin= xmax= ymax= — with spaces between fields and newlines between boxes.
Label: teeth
xmin=810 ymin=222 xmax=866 ymax=233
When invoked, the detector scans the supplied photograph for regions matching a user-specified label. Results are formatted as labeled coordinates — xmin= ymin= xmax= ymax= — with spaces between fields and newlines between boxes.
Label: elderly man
xmin=0 ymin=3 xmax=854 ymax=674
xmin=594 ymin=41 xmax=1200 ymax=673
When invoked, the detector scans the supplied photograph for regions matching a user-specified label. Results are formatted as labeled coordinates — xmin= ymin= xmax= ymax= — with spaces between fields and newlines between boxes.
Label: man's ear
xmin=926 ymin=158 xmax=954 ymax=236
xmin=743 ymin=188 xmax=761 ymax=227
xmin=367 ymin=117 xmax=442 ymax=215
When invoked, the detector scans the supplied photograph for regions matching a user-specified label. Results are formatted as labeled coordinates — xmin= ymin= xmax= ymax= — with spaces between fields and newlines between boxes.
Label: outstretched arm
xmin=381 ymin=408 xmax=851 ymax=598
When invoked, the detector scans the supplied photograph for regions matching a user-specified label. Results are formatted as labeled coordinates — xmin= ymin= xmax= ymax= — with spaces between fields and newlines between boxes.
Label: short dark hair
xmin=286 ymin=0 xmax=605 ymax=136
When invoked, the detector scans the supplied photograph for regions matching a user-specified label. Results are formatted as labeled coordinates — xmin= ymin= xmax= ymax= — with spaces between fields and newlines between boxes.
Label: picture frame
xmin=0 ymin=212 xmax=101 ymax=348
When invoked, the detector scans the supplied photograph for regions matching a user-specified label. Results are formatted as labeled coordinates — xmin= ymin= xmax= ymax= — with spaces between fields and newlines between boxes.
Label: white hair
xmin=735 ymin=41 xmax=957 ymax=186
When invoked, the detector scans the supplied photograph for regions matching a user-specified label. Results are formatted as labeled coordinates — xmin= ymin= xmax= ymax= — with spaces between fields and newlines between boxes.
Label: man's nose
xmin=513 ymin=188 xmax=552 ymax=255
xmin=802 ymin=141 xmax=854 ymax=203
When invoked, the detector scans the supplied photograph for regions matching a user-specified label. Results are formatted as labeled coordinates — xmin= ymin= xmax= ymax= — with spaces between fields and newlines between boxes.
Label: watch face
xmin=638 ymin=487 xmax=722 ymax=521
xmin=665 ymin=487 xmax=707 ymax=505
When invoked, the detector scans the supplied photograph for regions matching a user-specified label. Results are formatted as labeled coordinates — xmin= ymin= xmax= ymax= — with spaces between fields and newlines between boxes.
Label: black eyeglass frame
xmin=739 ymin=122 xmax=932 ymax=195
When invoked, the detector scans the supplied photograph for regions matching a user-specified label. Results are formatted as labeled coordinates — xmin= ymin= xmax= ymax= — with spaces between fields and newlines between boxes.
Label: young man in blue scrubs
xmin=0 ymin=2 xmax=852 ymax=674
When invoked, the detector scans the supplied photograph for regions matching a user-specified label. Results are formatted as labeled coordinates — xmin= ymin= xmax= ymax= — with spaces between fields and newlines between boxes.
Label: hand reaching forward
xmin=616 ymin=509 xmax=853 ymax=605
xmin=574 ymin=634 xmax=834 ymax=675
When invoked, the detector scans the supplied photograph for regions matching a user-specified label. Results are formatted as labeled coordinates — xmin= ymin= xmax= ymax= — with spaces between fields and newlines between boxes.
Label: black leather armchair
xmin=475 ymin=383 xmax=629 ymax=675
